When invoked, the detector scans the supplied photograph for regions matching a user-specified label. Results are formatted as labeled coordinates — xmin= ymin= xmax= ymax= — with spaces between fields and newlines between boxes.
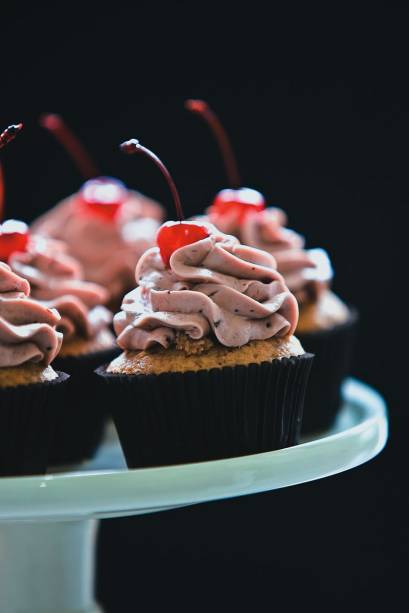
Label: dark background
xmin=1 ymin=3 xmax=406 ymax=611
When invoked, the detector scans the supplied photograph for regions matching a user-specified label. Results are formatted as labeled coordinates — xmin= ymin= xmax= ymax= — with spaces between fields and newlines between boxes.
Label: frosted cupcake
xmin=9 ymin=235 xmax=119 ymax=465
xmin=0 ymin=262 xmax=68 ymax=476
xmin=9 ymin=235 xmax=115 ymax=359
xmin=96 ymin=140 xmax=313 ymax=467
xmin=209 ymin=205 xmax=357 ymax=432
xmin=31 ymin=114 xmax=165 ymax=308
xmin=186 ymin=100 xmax=357 ymax=433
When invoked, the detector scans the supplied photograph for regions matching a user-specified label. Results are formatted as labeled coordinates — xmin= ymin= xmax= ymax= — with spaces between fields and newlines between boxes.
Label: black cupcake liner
xmin=50 ymin=346 xmax=120 ymax=466
xmin=95 ymin=353 xmax=314 ymax=468
xmin=297 ymin=308 xmax=359 ymax=435
xmin=0 ymin=372 xmax=70 ymax=477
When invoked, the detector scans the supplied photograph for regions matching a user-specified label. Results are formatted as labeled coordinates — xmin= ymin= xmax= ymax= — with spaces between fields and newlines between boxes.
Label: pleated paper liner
xmin=0 ymin=372 xmax=70 ymax=477
xmin=50 ymin=346 xmax=120 ymax=466
xmin=95 ymin=353 xmax=313 ymax=469
xmin=298 ymin=308 xmax=358 ymax=435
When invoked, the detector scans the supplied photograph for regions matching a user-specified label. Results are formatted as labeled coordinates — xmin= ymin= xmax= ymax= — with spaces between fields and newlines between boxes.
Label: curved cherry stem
xmin=40 ymin=113 xmax=99 ymax=180
xmin=185 ymin=99 xmax=241 ymax=189
xmin=0 ymin=123 xmax=23 ymax=221
xmin=0 ymin=124 xmax=23 ymax=150
xmin=120 ymin=139 xmax=184 ymax=221
xmin=0 ymin=166 xmax=4 ymax=222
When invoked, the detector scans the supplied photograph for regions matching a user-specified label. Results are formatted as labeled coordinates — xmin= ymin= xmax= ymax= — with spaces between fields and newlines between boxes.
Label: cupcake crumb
xmin=106 ymin=335 xmax=305 ymax=376
xmin=0 ymin=364 xmax=59 ymax=388
xmin=297 ymin=290 xmax=350 ymax=334
xmin=175 ymin=332 xmax=214 ymax=355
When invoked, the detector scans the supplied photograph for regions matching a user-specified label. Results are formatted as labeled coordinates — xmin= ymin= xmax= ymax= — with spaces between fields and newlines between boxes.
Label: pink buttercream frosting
xmin=9 ymin=237 xmax=112 ymax=341
xmin=31 ymin=188 xmax=164 ymax=304
xmin=114 ymin=224 xmax=299 ymax=351
xmin=207 ymin=206 xmax=333 ymax=304
xmin=0 ymin=262 xmax=62 ymax=367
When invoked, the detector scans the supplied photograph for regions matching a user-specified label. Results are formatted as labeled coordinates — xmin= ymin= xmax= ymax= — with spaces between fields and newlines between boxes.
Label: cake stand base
xmin=0 ymin=519 xmax=101 ymax=613
xmin=0 ymin=379 xmax=388 ymax=613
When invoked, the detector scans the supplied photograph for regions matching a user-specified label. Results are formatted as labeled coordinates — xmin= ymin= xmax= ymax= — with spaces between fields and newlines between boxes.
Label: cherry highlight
xmin=120 ymin=139 xmax=185 ymax=221
xmin=40 ymin=113 xmax=99 ymax=180
xmin=185 ymin=99 xmax=241 ymax=189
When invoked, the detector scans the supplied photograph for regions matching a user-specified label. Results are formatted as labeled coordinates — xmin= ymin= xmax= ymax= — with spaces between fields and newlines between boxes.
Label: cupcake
xmin=31 ymin=114 xmax=165 ymax=309
xmin=209 ymin=205 xmax=358 ymax=433
xmin=186 ymin=100 xmax=358 ymax=433
xmin=0 ymin=262 xmax=69 ymax=476
xmin=9 ymin=235 xmax=119 ymax=465
xmin=96 ymin=139 xmax=313 ymax=468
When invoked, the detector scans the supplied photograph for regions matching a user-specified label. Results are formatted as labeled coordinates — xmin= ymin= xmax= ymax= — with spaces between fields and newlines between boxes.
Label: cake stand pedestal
xmin=0 ymin=520 xmax=100 ymax=613
xmin=0 ymin=379 xmax=388 ymax=613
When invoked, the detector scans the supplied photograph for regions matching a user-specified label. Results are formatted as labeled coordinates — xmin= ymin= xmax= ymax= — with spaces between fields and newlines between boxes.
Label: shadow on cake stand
xmin=0 ymin=378 xmax=388 ymax=613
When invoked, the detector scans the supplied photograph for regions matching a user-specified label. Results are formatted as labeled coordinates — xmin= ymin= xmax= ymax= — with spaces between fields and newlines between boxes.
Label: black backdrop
xmin=1 ymin=3 xmax=406 ymax=611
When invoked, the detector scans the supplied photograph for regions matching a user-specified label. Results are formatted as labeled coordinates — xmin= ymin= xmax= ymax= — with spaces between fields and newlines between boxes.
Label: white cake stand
xmin=0 ymin=378 xmax=388 ymax=613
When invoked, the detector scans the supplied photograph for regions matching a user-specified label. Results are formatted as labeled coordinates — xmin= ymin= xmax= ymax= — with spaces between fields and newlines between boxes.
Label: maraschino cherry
xmin=120 ymin=139 xmax=209 ymax=266
xmin=0 ymin=124 xmax=29 ymax=262
xmin=0 ymin=220 xmax=29 ymax=261
xmin=185 ymin=100 xmax=265 ymax=223
xmin=40 ymin=113 xmax=126 ymax=221
xmin=77 ymin=176 xmax=127 ymax=221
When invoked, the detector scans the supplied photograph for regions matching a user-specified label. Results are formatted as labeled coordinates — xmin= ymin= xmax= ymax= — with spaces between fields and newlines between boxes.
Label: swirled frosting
xmin=114 ymin=225 xmax=298 ymax=350
xmin=31 ymin=189 xmax=164 ymax=304
xmin=208 ymin=207 xmax=333 ymax=304
xmin=9 ymin=237 xmax=112 ymax=341
xmin=0 ymin=262 xmax=62 ymax=367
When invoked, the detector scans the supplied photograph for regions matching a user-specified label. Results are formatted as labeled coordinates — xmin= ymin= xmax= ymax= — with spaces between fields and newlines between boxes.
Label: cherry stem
xmin=0 ymin=123 xmax=23 ymax=221
xmin=185 ymin=99 xmax=241 ymax=189
xmin=0 ymin=124 xmax=23 ymax=150
xmin=120 ymin=139 xmax=184 ymax=221
xmin=0 ymin=166 xmax=4 ymax=223
xmin=40 ymin=114 xmax=99 ymax=180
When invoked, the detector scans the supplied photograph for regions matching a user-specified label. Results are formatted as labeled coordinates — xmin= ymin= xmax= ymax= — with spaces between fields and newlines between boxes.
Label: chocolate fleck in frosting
xmin=9 ymin=236 xmax=112 ymax=342
xmin=113 ymin=224 xmax=299 ymax=351
xmin=31 ymin=187 xmax=164 ymax=305
xmin=0 ymin=262 xmax=62 ymax=367
xmin=206 ymin=206 xmax=333 ymax=305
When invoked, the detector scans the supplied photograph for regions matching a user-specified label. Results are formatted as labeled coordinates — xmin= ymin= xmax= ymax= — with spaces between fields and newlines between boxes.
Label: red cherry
xmin=121 ymin=139 xmax=210 ymax=266
xmin=185 ymin=101 xmax=267 ymax=224
xmin=77 ymin=177 xmax=127 ymax=221
xmin=0 ymin=220 xmax=29 ymax=262
xmin=210 ymin=188 xmax=265 ymax=223
xmin=157 ymin=221 xmax=209 ymax=267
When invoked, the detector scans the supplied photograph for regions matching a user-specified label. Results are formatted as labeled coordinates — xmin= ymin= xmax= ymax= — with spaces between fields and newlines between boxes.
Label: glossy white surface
xmin=0 ymin=378 xmax=388 ymax=523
